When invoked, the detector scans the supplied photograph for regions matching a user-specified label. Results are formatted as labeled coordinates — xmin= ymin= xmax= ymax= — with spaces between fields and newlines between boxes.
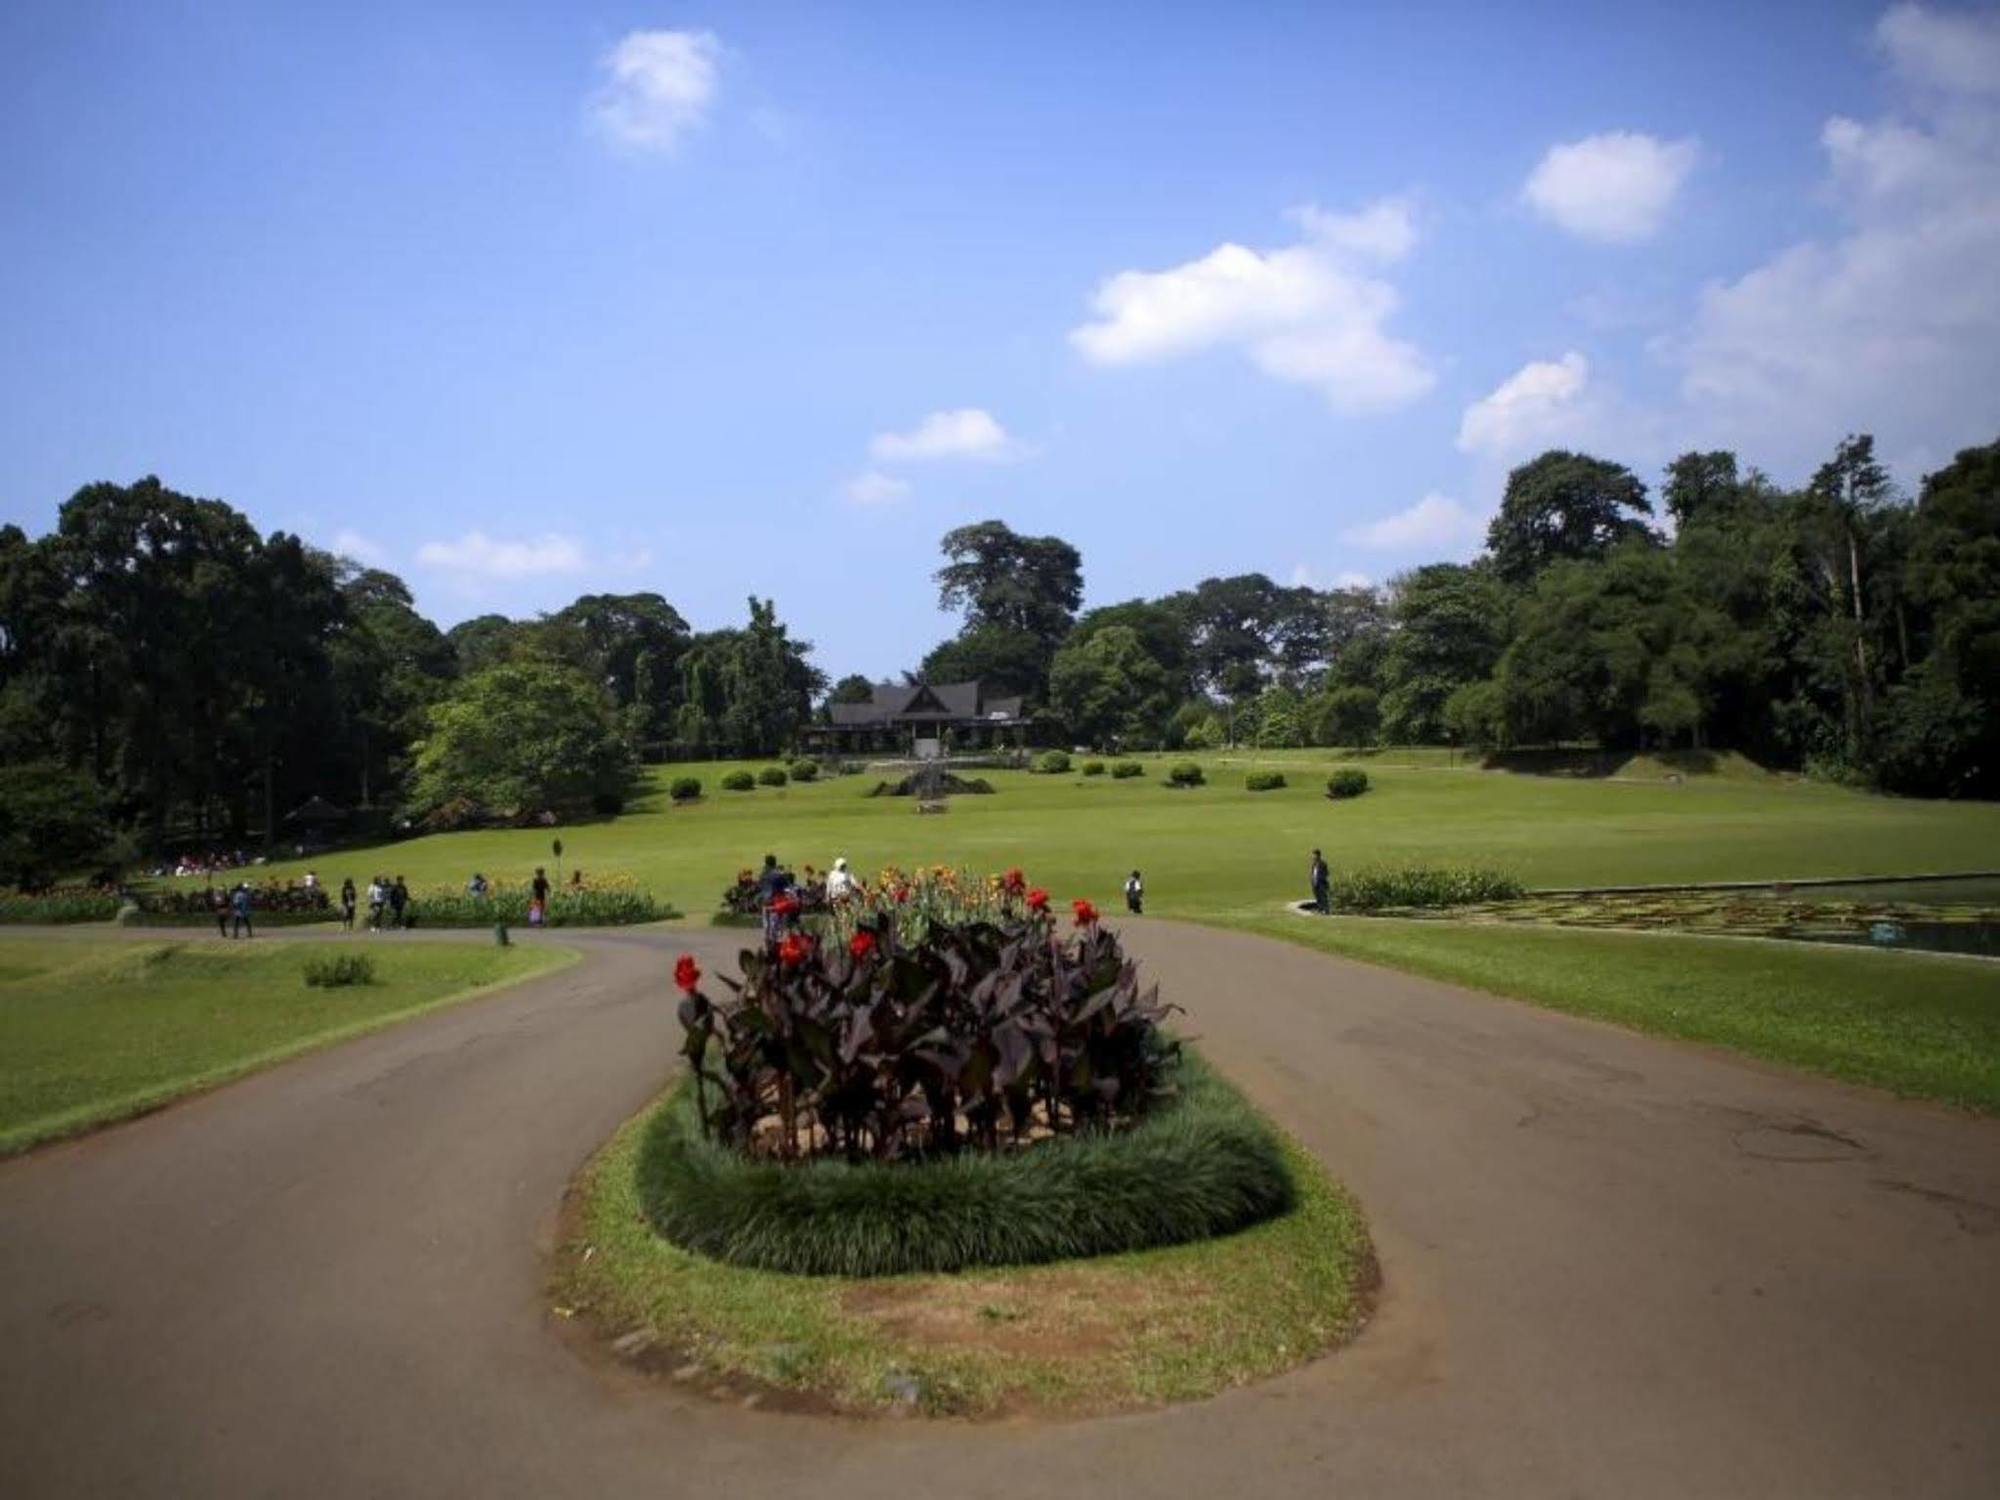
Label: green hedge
xmin=721 ymin=770 xmax=756 ymax=792
xmin=0 ymin=892 xmax=123 ymax=924
xmin=1168 ymin=762 xmax=1205 ymax=787
xmin=1327 ymin=864 xmax=1523 ymax=910
xmin=1033 ymin=749 xmax=1072 ymax=774
xmin=1112 ymin=760 xmax=1145 ymax=779
xmin=758 ymin=766 xmax=788 ymax=787
xmin=1326 ymin=769 xmax=1370 ymax=800
xmin=1081 ymin=759 xmax=1106 ymax=776
xmin=669 ymin=776 xmax=702 ymax=802
xmin=636 ymin=1052 xmax=1293 ymax=1276
xmin=1246 ymin=771 xmax=1287 ymax=791
xmin=788 ymin=758 xmax=819 ymax=783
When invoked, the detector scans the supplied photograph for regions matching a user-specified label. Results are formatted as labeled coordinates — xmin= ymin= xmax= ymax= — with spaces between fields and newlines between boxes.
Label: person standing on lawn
xmin=1310 ymin=849 xmax=1331 ymax=914
xmin=1124 ymin=869 xmax=1144 ymax=915
xmin=339 ymin=877 xmax=357 ymax=931
xmin=388 ymin=876 xmax=408 ymax=930
xmin=230 ymin=882 xmax=254 ymax=939
xmin=529 ymin=865 xmax=550 ymax=926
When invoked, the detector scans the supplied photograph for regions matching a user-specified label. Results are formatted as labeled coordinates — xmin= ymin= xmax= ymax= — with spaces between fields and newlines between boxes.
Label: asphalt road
xmin=2 ymin=921 xmax=1996 ymax=1498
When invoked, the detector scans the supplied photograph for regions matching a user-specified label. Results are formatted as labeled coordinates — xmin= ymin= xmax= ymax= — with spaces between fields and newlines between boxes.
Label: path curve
xmin=2 ymin=921 xmax=1996 ymax=1498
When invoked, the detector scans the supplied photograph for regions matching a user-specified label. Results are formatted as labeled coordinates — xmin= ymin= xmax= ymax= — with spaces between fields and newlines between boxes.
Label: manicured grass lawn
xmin=250 ymin=750 xmax=2000 ymax=922
xmin=0 ymin=936 xmax=574 ymax=1153
xmin=1229 ymin=914 xmax=2000 ymax=1114
xmin=555 ymin=1067 xmax=1372 ymax=1418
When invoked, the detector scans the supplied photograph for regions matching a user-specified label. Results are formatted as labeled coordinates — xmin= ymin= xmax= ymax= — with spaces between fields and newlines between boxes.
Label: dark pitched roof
xmin=825 ymin=681 xmax=1021 ymax=726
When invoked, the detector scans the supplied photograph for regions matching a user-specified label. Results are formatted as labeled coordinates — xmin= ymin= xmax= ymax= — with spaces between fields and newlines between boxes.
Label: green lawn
xmin=250 ymin=750 xmax=2000 ymax=921
xmin=0 ymin=936 xmax=573 ymax=1153
xmin=1230 ymin=914 xmax=2000 ymax=1113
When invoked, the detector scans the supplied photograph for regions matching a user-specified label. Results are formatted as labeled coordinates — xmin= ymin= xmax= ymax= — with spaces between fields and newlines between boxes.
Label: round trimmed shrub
xmin=669 ymin=776 xmax=702 ymax=803
xmin=1168 ymin=761 xmax=1205 ymax=787
xmin=636 ymin=1055 xmax=1292 ymax=1276
xmin=788 ymin=758 xmax=819 ymax=782
xmin=758 ymin=766 xmax=789 ymax=787
xmin=1246 ymin=771 xmax=1287 ymax=792
xmin=1326 ymin=769 xmax=1370 ymax=800
xmin=1081 ymin=759 xmax=1106 ymax=776
xmin=721 ymin=770 xmax=756 ymax=792
xmin=1033 ymin=749 xmax=1072 ymax=774
xmin=1111 ymin=760 xmax=1145 ymax=779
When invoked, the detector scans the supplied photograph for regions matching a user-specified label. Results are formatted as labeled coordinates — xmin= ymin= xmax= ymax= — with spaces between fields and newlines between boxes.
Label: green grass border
xmin=553 ymin=1054 xmax=1373 ymax=1417
xmin=636 ymin=1053 xmax=1292 ymax=1276
xmin=0 ymin=942 xmax=579 ymax=1155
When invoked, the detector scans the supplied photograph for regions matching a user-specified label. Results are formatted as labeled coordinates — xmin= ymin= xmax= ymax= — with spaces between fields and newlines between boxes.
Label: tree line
xmin=0 ymin=431 xmax=1994 ymax=880
xmin=903 ymin=435 xmax=1998 ymax=800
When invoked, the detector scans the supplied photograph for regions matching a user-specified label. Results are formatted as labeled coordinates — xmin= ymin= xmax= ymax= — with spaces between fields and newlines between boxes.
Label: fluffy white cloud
xmin=843 ymin=470 xmax=912 ymax=506
xmin=1523 ymin=131 xmax=1698 ymax=244
xmin=415 ymin=531 xmax=587 ymax=578
xmin=590 ymin=29 xmax=721 ymax=152
xmin=1671 ymin=3 xmax=2000 ymax=471
xmin=1290 ymin=564 xmax=1374 ymax=590
xmin=1069 ymin=198 xmax=1434 ymax=412
xmin=869 ymin=408 xmax=1020 ymax=463
xmin=1342 ymin=493 xmax=1485 ymax=551
xmin=1457 ymin=352 xmax=1591 ymax=455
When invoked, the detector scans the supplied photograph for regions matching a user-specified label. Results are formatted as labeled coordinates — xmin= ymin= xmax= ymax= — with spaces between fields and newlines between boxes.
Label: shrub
xmin=1326 ymin=769 xmax=1370 ymax=800
xmin=1033 ymin=749 xmax=1072 ymax=774
xmin=1112 ymin=760 xmax=1145 ymax=779
xmin=1081 ymin=760 xmax=1106 ymax=777
xmin=1325 ymin=864 xmax=1524 ymax=911
xmin=669 ymin=776 xmax=702 ymax=803
xmin=788 ymin=758 xmax=820 ymax=783
xmin=591 ymin=790 xmax=625 ymax=816
xmin=396 ymin=877 xmax=666 ymax=927
xmin=721 ymin=770 xmax=756 ymax=792
xmin=0 ymin=888 xmax=121 ymax=924
xmin=303 ymin=953 xmax=376 ymax=988
xmin=757 ymin=766 xmax=789 ymax=787
xmin=1168 ymin=762 xmax=1205 ymax=787
xmin=638 ymin=1051 xmax=1291 ymax=1276
xmin=867 ymin=773 xmax=995 ymax=797
xmin=1246 ymin=771 xmax=1287 ymax=792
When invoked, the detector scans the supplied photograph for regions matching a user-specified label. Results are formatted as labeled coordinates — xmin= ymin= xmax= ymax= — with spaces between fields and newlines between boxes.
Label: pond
xmin=1780 ymin=918 xmax=2000 ymax=959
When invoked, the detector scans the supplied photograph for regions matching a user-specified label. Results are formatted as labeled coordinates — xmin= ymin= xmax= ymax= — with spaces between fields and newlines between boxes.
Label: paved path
xmin=2 ymin=922 xmax=1996 ymax=1498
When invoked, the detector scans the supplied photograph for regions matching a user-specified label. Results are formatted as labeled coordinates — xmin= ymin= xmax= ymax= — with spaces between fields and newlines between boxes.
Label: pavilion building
xmin=801 ymin=681 xmax=1028 ymax=758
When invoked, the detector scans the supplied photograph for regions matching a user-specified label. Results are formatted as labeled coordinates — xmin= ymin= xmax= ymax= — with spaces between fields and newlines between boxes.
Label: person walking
xmin=367 ymin=876 xmax=386 ymax=932
xmin=212 ymin=886 xmax=231 ymax=939
xmin=230 ymin=882 xmax=254 ymax=939
xmin=827 ymin=857 xmax=855 ymax=904
xmin=1124 ymin=868 xmax=1145 ymax=916
xmin=530 ymin=866 xmax=550 ymax=927
xmin=339 ymin=877 xmax=357 ymax=931
xmin=756 ymin=853 xmax=790 ymax=943
xmin=1309 ymin=848 xmax=1331 ymax=914
xmin=388 ymin=876 xmax=409 ymax=930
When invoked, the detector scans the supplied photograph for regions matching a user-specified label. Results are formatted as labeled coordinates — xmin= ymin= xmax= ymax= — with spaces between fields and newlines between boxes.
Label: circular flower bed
xmin=654 ymin=866 xmax=1293 ymax=1275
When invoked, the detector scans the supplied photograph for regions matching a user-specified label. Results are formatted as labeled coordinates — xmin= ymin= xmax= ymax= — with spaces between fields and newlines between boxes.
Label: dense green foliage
xmin=757 ymin=766 xmax=788 ymax=787
xmin=1323 ymin=865 xmax=1526 ymax=910
xmin=1326 ymin=769 xmax=1370 ymax=800
xmin=1245 ymin=771 xmax=1287 ymax=791
xmin=0 ymin=889 xmax=121 ymax=923
xmin=721 ymin=770 xmax=756 ymax=792
xmin=1080 ymin=759 xmax=1106 ymax=776
xmin=0 ymin=762 xmax=111 ymax=888
xmin=669 ymin=776 xmax=702 ymax=803
xmin=1111 ymin=759 xmax=1145 ymax=779
xmin=637 ymin=1055 xmax=1291 ymax=1275
xmin=411 ymin=659 xmax=637 ymax=818
xmin=788 ymin=758 xmax=819 ymax=782
xmin=1033 ymin=749 xmax=1072 ymax=774
xmin=1168 ymin=762 xmax=1205 ymax=787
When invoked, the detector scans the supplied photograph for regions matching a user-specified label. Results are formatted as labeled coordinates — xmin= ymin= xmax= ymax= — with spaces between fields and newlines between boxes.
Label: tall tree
xmin=932 ymin=520 xmax=1083 ymax=701
xmin=1049 ymin=626 xmax=1173 ymax=747
xmin=1486 ymin=450 xmax=1657 ymax=584
xmin=1378 ymin=563 xmax=1509 ymax=743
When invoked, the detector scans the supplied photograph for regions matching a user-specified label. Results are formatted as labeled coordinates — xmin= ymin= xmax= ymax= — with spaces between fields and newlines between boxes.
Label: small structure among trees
xmin=802 ymin=681 xmax=1028 ymax=758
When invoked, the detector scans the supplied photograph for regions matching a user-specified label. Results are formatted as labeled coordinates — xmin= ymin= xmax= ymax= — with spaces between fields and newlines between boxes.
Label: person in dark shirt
xmin=231 ymin=882 xmax=254 ymax=939
xmin=1309 ymin=849 xmax=1331 ymax=914
xmin=388 ymin=876 xmax=409 ymax=930
xmin=339 ymin=878 xmax=357 ymax=931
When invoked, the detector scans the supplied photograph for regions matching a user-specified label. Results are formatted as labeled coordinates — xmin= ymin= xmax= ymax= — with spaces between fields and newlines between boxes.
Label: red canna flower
xmin=673 ymin=954 xmax=701 ymax=993
xmin=1004 ymin=866 xmax=1026 ymax=892
xmin=778 ymin=933 xmax=809 ymax=966
xmin=1072 ymin=898 xmax=1099 ymax=927
xmin=771 ymin=893 xmax=800 ymax=917
xmin=1025 ymin=887 xmax=1049 ymax=912
xmin=892 ymin=885 xmax=910 ymax=904
xmin=849 ymin=930 xmax=876 ymax=961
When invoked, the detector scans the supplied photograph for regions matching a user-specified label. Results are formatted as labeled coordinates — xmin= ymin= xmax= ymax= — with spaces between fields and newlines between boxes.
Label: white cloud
xmin=1523 ymin=131 xmax=1698 ymax=243
xmin=415 ymin=531 xmax=587 ymax=579
xmin=1876 ymin=1 xmax=2000 ymax=95
xmin=1342 ymin=493 xmax=1486 ymax=551
xmin=590 ymin=29 xmax=721 ymax=152
xmin=1290 ymin=564 xmax=1374 ymax=590
xmin=869 ymin=408 xmax=1021 ymax=464
xmin=1457 ymin=352 xmax=1591 ymax=455
xmin=843 ymin=470 xmax=912 ymax=506
xmin=1069 ymin=198 xmax=1434 ymax=412
xmin=1669 ymin=3 xmax=2000 ymax=471
xmin=332 ymin=529 xmax=387 ymax=565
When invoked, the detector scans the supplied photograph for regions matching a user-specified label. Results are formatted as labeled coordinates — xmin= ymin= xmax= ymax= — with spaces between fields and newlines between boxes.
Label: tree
xmin=1662 ymin=451 xmax=1741 ymax=530
xmin=0 ymin=760 xmax=110 ymax=889
xmin=411 ymin=659 xmax=636 ymax=816
xmin=1306 ymin=684 xmax=1380 ymax=748
xmin=1049 ymin=626 xmax=1173 ymax=747
xmin=1486 ymin=450 xmax=1657 ymax=584
xmin=1066 ymin=599 xmax=1195 ymax=699
xmin=446 ymin=614 xmax=522 ymax=674
xmin=673 ymin=598 xmax=822 ymax=757
xmin=933 ymin=521 xmax=1083 ymax=702
xmin=827 ymin=674 xmax=876 ymax=706
xmin=1378 ymin=564 xmax=1509 ymax=743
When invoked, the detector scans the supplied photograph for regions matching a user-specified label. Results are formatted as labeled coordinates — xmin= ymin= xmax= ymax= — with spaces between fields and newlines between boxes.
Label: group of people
xmin=322 ymin=875 xmax=414 ymax=932
xmin=163 ymin=849 xmax=258 ymax=879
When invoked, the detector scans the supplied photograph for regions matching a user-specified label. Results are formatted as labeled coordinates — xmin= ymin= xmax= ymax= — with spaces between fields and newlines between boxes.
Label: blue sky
xmin=4 ymin=1 xmax=1997 ymax=679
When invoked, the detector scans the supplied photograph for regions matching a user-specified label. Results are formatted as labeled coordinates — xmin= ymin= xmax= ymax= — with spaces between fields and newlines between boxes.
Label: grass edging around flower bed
xmin=638 ymin=1052 xmax=1291 ymax=1275
xmin=550 ymin=1052 xmax=1375 ymax=1418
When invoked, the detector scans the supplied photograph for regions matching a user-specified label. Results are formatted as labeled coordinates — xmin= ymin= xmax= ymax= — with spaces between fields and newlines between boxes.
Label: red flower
xmin=673 ymin=954 xmax=701 ymax=993
xmin=1025 ymin=887 xmax=1049 ymax=912
xmin=1072 ymin=898 xmax=1099 ymax=927
xmin=777 ymin=933 xmax=810 ymax=966
xmin=1004 ymin=866 xmax=1026 ymax=892
xmin=771 ymin=892 xmax=800 ymax=916
xmin=849 ymin=930 xmax=876 ymax=961
xmin=892 ymin=885 xmax=910 ymax=904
